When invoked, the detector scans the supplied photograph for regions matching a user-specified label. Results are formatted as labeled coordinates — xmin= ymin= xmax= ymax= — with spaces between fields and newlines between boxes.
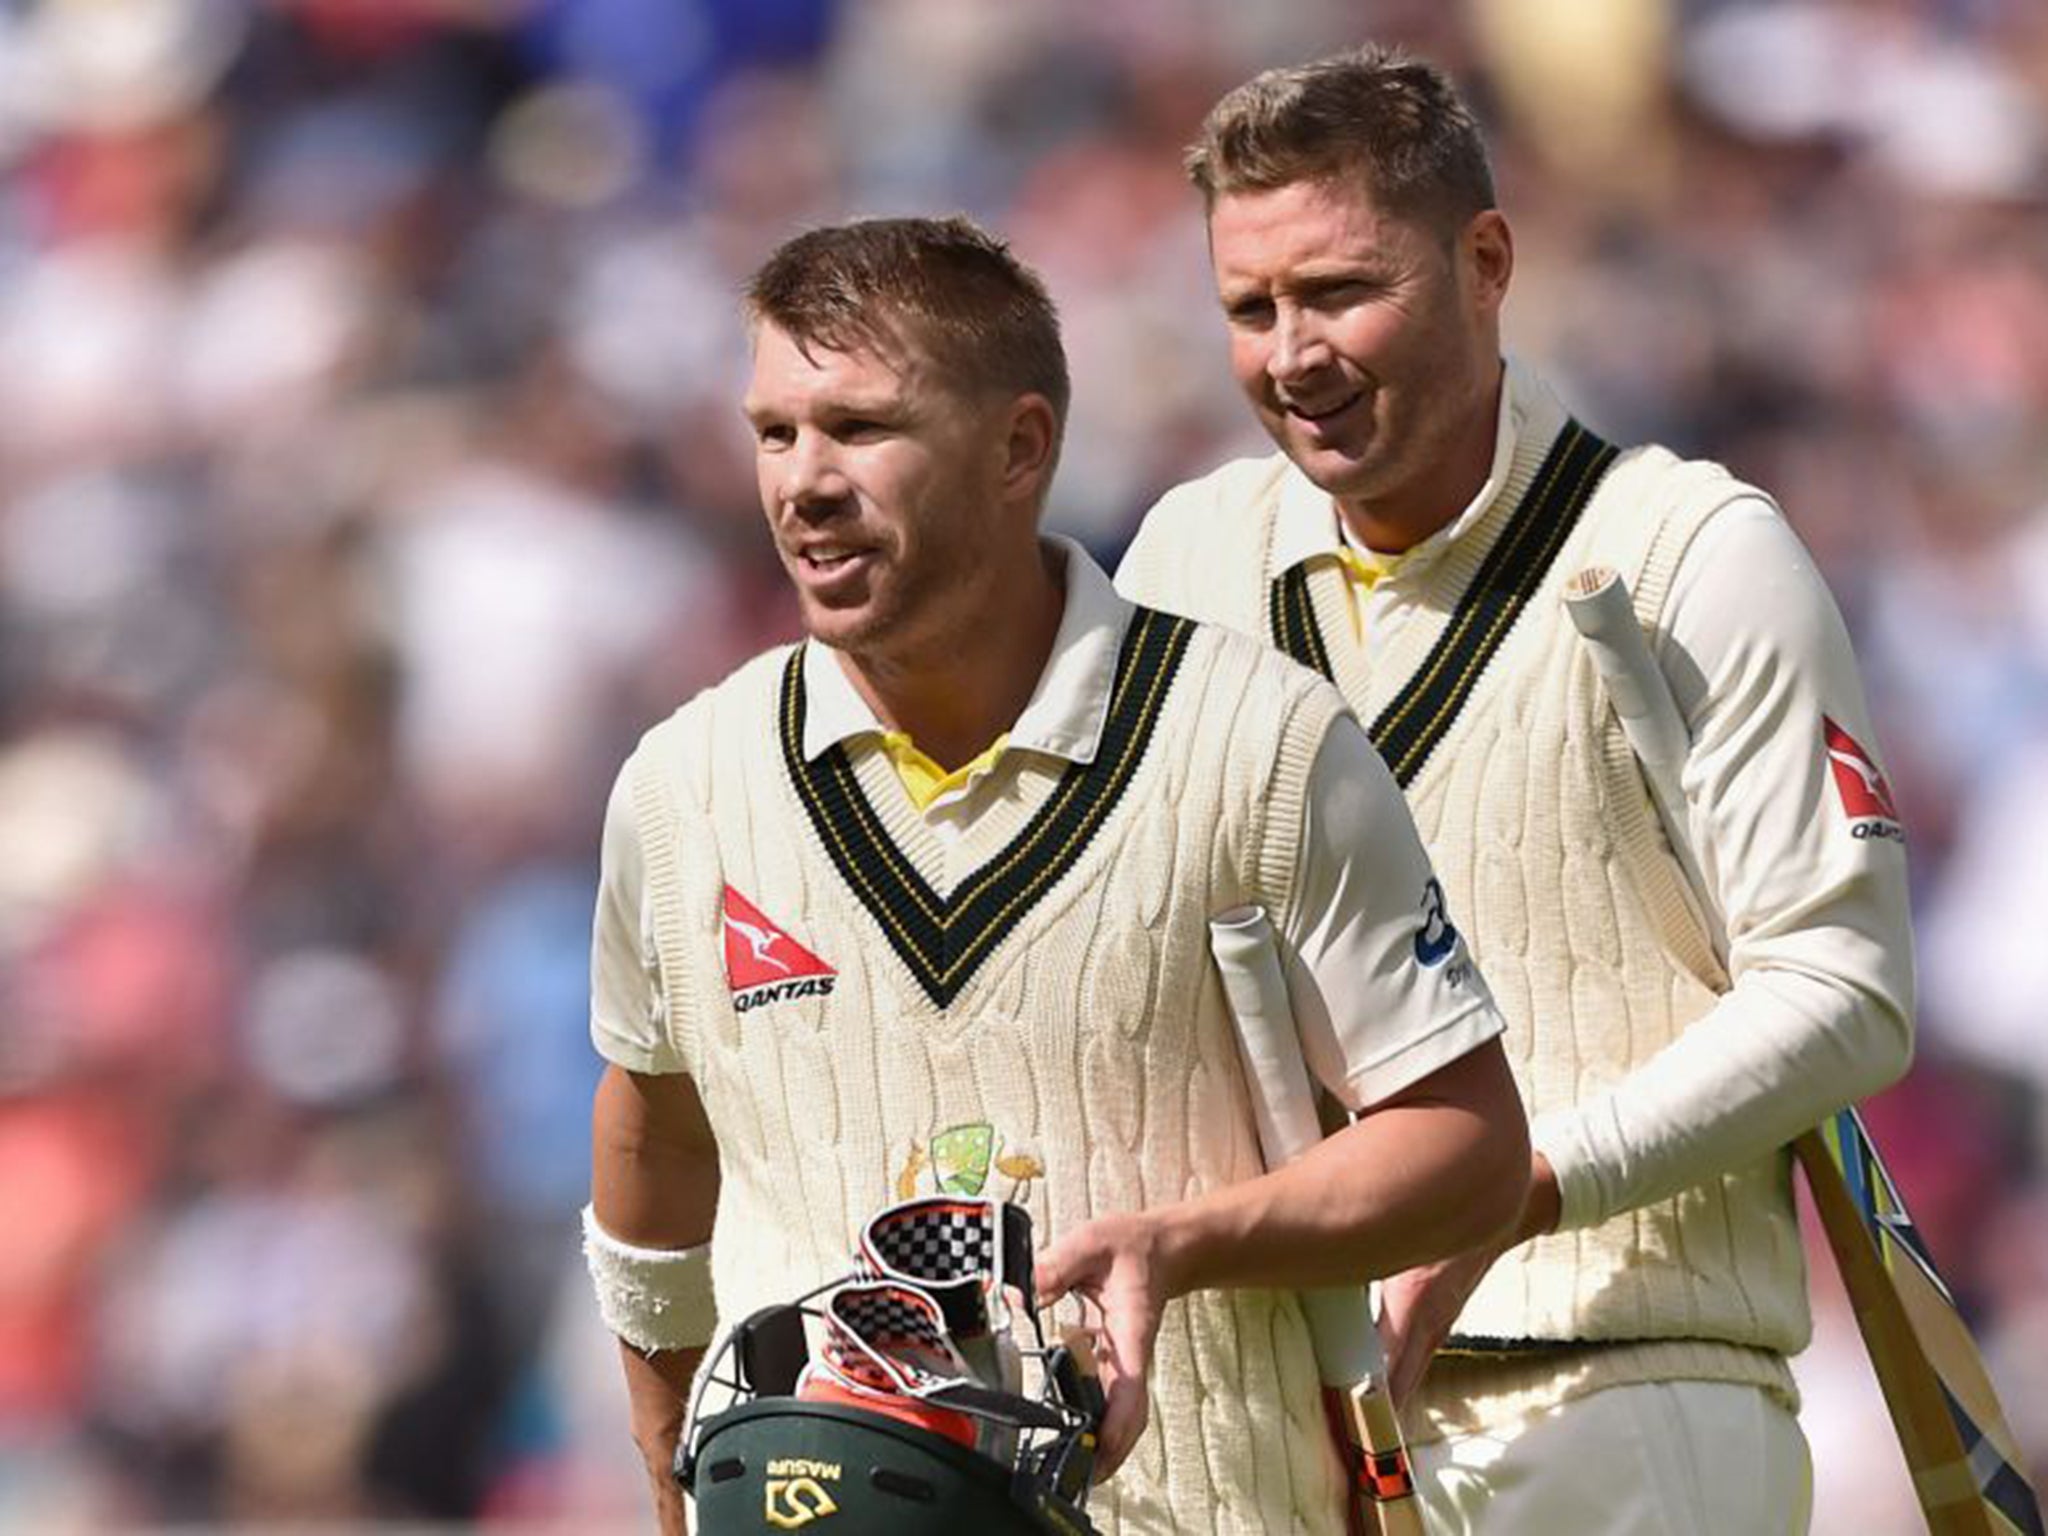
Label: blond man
xmin=1117 ymin=47 xmax=1914 ymax=1535
xmin=583 ymin=215 xmax=1529 ymax=1535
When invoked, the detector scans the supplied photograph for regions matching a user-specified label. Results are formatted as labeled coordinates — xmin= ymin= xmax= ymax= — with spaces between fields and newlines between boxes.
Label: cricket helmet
xmin=676 ymin=1196 xmax=1102 ymax=1536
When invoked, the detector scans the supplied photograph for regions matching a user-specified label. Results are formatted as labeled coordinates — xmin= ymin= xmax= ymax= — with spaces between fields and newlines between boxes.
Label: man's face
xmin=744 ymin=322 xmax=1007 ymax=662
xmin=1208 ymin=177 xmax=1504 ymax=519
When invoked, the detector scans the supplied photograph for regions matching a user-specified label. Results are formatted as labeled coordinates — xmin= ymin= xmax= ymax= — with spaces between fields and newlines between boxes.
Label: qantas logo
xmin=722 ymin=886 xmax=836 ymax=1012
xmin=1823 ymin=718 xmax=1903 ymax=841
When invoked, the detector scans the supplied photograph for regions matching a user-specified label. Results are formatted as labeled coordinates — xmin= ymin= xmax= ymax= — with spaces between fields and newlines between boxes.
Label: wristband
xmin=582 ymin=1204 xmax=717 ymax=1353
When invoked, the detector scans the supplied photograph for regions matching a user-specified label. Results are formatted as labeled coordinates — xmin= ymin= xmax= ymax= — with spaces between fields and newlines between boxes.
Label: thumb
xmin=1376 ymin=1279 xmax=1412 ymax=1358
xmin=1382 ymin=1268 xmax=1456 ymax=1408
xmin=1033 ymin=1226 xmax=1090 ymax=1309
xmin=1376 ymin=1275 xmax=1422 ymax=1406
xmin=1034 ymin=1243 xmax=1068 ymax=1308
xmin=1091 ymin=1370 xmax=1150 ymax=1480
xmin=1389 ymin=1329 xmax=1433 ymax=1409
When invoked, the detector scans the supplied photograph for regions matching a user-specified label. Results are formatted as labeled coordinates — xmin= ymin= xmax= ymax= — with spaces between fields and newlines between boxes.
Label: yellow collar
xmin=877 ymin=731 xmax=1013 ymax=812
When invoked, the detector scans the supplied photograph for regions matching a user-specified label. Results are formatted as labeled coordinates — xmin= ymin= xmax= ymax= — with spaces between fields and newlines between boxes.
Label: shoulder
xmin=645 ymin=643 xmax=798 ymax=737
xmin=628 ymin=642 xmax=801 ymax=806
xmin=1117 ymin=453 xmax=1291 ymax=624
xmin=1143 ymin=452 xmax=1292 ymax=527
xmin=1575 ymin=437 xmax=1785 ymax=610
xmin=1164 ymin=612 xmax=1353 ymax=737
xmin=1666 ymin=495 xmax=1854 ymax=688
xmin=1599 ymin=440 xmax=1779 ymax=526
xmin=1123 ymin=452 xmax=1291 ymax=560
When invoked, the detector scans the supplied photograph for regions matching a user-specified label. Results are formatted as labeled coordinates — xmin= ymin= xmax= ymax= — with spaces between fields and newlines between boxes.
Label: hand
xmin=620 ymin=1340 xmax=700 ymax=1535
xmin=1377 ymin=1153 xmax=1559 ymax=1407
xmin=1377 ymin=1245 xmax=1498 ymax=1407
xmin=1034 ymin=1211 xmax=1171 ymax=1480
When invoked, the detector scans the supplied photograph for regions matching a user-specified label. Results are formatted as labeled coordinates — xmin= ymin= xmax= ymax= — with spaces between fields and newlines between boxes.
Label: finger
xmin=1377 ymin=1288 xmax=1415 ymax=1379
xmin=1033 ymin=1230 xmax=1089 ymax=1307
xmin=1375 ymin=1287 xmax=1422 ymax=1406
xmin=1387 ymin=1293 xmax=1447 ymax=1408
xmin=1090 ymin=1371 xmax=1150 ymax=1480
xmin=1376 ymin=1294 xmax=1410 ymax=1363
xmin=1100 ymin=1292 xmax=1153 ymax=1375
xmin=1388 ymin=1330 xmax=1428 ymax=1409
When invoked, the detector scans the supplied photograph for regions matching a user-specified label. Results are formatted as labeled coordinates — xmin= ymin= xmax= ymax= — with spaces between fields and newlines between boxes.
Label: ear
xmin=997 ymin=393 xmax=1061 ymax=504
xmin=1462 ymin=210 xmax=1514 ymax=315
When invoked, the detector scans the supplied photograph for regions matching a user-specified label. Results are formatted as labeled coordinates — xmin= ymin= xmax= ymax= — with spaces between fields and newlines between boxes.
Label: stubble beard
xmin=799 ymin=552 xmax=959 ymax=672
xmin=1271 ymin=401 xmax=1391 ymax=505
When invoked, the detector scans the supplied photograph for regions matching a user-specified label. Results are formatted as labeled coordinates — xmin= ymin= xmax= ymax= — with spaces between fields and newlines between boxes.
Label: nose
xmin=774 ymin=430 xmax=852 ymax=522
xmin=1268 ymin=303 xmax=1330 ymax=387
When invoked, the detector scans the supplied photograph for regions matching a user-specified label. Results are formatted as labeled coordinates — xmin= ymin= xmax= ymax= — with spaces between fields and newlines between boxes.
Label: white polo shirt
xmin=592 ymin=538 xmax=1505 ymax=1115
xmin=1123 ymin=362 xmax=1914 ymax=1232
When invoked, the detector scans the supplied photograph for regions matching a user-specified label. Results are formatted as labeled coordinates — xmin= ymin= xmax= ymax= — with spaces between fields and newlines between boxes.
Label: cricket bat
xmin=1565 ymin=566 xmax=2043 ymax=1536
xmin=1211 ymin=906 xmax=1429 ymax=1536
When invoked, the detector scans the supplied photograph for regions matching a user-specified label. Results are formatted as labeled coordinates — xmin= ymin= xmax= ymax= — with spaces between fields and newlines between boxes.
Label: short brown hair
xmin=745 ymin=215 xmax=1071 ymax=427
xmin=1185 ymin=45 xmax=1495 ymax=235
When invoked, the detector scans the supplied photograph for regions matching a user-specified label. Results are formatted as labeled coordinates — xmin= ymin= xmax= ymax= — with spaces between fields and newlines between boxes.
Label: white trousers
xmin=1409 ymin=1380 xmax=1813 ymax=1535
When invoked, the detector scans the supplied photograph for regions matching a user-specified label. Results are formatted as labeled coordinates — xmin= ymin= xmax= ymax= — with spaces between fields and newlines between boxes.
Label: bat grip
xmin=1210 ymin=907 xmax=1430 ymax=1535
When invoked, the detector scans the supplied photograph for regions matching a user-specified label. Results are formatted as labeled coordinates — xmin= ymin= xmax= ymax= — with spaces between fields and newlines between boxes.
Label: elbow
xmin=1417 ymin=1076 xmax=1531 ymax=1260
xmin=1421 ymin=1042 xmax=1532 ymax=1257
xmin=1840 ymin=989 xmax=1914 ymax=1104
xmin=1455 ymin=1040 xmax=1533 ymax=1253
xmin=1864 ymin=999 xmax=1914 ymax=1099
xmin=1464 ymin=1106 xmax=1533 ymax=1255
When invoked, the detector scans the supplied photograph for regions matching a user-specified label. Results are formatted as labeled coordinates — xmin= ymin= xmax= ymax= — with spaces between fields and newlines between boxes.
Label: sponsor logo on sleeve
xmin=1414 ymin=877 xmax=1460 ymax=967
xmin=1823 ymin=718 xmax=1904 ymax=842
xmin=723 ymin=886 xmax=837 ymax=1012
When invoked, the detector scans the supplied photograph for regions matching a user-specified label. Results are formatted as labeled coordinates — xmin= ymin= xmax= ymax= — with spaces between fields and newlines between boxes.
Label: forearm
xmin=591 ymin=1065 xmax=721 ymax=1520
xmin=1575 ymin=498 xmax=1915 ymax=1229
xmin=623 ymin=1339 xmax=704 ymax=1535
xmin=1157 ymin=1042 xmax=1527 ymax=1298
xmin=1536 ymin=962 xmax=1912 ymax=1232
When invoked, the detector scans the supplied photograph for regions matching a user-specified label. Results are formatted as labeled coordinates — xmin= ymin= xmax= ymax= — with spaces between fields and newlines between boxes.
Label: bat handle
xmin=1339 ymin=1380 xmax=1428 ymax=1536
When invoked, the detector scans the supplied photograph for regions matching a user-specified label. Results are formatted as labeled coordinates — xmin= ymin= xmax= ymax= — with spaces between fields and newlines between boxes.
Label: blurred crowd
xmin=0 ymin=0 xmax=2044 ymax=1530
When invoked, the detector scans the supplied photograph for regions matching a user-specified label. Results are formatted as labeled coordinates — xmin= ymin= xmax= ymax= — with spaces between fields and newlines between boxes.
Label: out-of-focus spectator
xmin=0 ymin=1 xmax=2043 ymax=1530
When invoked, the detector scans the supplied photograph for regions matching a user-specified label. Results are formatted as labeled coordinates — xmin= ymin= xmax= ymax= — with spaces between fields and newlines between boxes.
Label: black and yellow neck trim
xmin=1268 ymin=563 xmax=1333 ymax=682
xmin=1268 ymin=420 xmax=1618 ymax=788
xmin=780 ymin=607 xmax=1194 ymax=1008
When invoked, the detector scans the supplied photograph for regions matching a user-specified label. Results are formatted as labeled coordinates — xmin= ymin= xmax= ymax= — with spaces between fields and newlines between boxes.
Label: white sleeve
xmin=1535 ymin=497 xmax=1916 ymax=1231
xmin=1276 ymin=715 xmax=1505 ymax=1112
xmin=589 ymin=762 xmax=686 ymax=1075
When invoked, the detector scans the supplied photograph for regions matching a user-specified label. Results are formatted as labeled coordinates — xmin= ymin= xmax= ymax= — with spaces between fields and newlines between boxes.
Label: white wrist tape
xmin=582 ymin=1205 xmax=717 ymax=1353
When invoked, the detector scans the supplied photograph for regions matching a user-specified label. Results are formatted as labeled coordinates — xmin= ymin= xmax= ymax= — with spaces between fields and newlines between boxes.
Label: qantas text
xmin=734 ymin=976 xmax=838 ymax=1012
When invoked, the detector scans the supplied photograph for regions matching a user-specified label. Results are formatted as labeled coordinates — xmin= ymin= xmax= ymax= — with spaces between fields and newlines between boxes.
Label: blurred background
xmin=0 ymin=0 xmax=2044 ymax=1530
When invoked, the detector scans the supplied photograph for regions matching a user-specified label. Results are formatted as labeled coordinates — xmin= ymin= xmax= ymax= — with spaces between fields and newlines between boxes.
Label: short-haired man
xmin=583 ymin=215 xmax=1529 ymax=1535
xmin=1116 ymin=46 xmax=1915 ymax=1534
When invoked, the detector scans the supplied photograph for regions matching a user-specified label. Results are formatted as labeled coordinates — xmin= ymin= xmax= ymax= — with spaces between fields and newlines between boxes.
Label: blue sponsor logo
xmin=1414 ymin=878 xmax=1459 ymax=967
